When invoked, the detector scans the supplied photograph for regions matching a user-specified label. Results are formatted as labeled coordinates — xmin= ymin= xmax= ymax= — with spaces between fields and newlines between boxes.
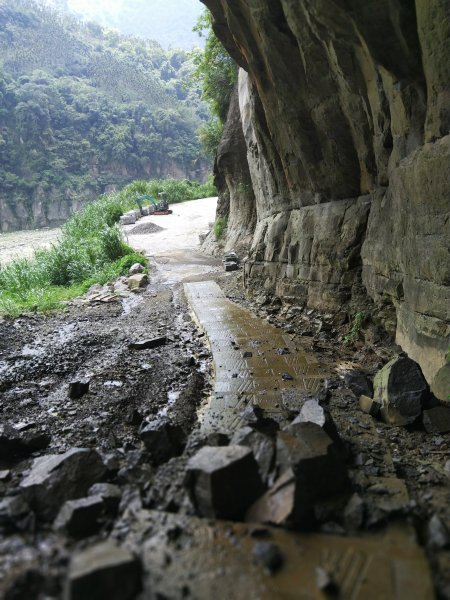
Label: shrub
xmin=213 ymin=217 xmax=227 ymax=240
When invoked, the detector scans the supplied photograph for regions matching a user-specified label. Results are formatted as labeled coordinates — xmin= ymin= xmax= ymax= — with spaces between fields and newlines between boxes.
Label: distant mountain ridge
xmin=0 ymin=0 xmax=209 ymax=232
xmin=41 ymin=0 xmax=205 ymax=49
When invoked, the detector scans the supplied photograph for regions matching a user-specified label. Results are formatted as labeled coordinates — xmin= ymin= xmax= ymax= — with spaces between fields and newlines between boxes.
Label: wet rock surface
xmin=0 ymin=250 xmax=448 ymax=597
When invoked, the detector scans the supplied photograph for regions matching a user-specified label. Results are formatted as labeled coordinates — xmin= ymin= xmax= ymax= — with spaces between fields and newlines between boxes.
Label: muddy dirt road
xmin=0 ymin=197 xmax=449 ymax=599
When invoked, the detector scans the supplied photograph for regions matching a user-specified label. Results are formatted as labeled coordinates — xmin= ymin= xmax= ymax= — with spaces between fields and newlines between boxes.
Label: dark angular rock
xmin=65 ymin=541 xmax=142 ymax=600
xmin=54 ymin=496 xmax=104 ymax=538
xmin=422 ymin=406 xmax=450 ymax=434
xmin=252 ymin=542 xmax=284 ymax=574
xmin=139 ymin=418 xmax=185 ymax=465
xmin=126 ymin=408 xmax=143 ymax=426
xmin=68 ymin=380 xmax=90 ymax=400
xmin=281 ymin=372 xmax=294 ymax=381
xmin=290 ymin=400 xmax=341 ymax=446
xmin=231 ymin=426 xmax=275 ymax=483
xmin=185 ymin=445 xmax=264 ymax=520
xmin=129 ymin=336 xmax=167 ymax=350
xmin=243 ymin=351 xmax=253 ymax=358
xmin=20 ymin=448 xmax=107 ymax=520
xmin=270 ymin=423 xmax=349 ymax=527
xmin=240 ymin=404 xmax=264 ymax=425
xmin=205 ymin=432 xmax=230 ymax=447
xmin=246 ymin=469 xmax=296 ymax=526
xmin=88 ymin=483 xmax=122 ymax=513
xmin=0 ymin=424 xmax=51 ymax=459
xmin=344 ymin=370 xmax=373 ymax=398
xmin=0 ymin=495 xmax=30 ymax=530
xmin=373 ymin=355 xmax=429 ymax=426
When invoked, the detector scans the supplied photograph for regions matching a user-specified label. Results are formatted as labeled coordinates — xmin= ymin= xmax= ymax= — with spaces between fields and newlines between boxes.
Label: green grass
xmin=0 ymin=177 xmax=216 ymax=316
xmin=213 ymin=217 xmax=227 ymax=240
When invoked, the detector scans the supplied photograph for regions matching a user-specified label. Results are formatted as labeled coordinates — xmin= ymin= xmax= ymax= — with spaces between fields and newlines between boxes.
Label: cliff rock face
xmin=203 ymin=0 xmax=450 ymax=398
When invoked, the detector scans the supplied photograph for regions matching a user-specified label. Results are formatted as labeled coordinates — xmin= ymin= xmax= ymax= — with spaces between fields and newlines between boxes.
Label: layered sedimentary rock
xmin=202 ymin=0 xmax=450 ymax=397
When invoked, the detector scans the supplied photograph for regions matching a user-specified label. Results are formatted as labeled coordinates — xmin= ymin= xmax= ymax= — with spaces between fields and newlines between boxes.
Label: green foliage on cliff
xmin=191 ymin=10 xmax=237 ymax=157
xmin=0 ymin=0 xmax=210 ymax=223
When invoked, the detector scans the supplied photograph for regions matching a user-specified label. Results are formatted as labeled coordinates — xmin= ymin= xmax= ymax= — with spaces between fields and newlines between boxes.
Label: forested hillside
xmin=43 ymin=0 xmax=204 ymax=50
xmin=0 ymin=0 xmax=208 ymax=231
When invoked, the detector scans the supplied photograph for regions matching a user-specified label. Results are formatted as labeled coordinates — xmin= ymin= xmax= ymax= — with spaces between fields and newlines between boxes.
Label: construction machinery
xmin=135 ymin=193 xmax=173 ymax=216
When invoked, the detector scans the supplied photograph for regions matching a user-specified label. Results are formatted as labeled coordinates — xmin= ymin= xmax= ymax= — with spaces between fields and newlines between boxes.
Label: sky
xmin=46 ymin=0 xmax=205 ymax=49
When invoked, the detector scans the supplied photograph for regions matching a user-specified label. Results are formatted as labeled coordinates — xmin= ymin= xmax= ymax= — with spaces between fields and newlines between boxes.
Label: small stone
xmin=243 ymin=351 xmax=253 ymax=358
xmin=129 ymin=336 xmax=167 ymax=350
xmin=68 ymin=380 xmax=90 ymax=400
xmin=359 ymin=395 xmax=381 ymax=417
xmin=127 ymin=273 xmax=148 ymax=290
xmin=126 ymin=408 xmax=143 ymax=426
xmin=54 ymin=496 xmax=104 ymax=538
xmin=373 ymin=355 xmax=429 ymax=426
xmin=240 ymin=404 xmax=264 ymax=425
xmin=139 ymin=418 xmax=185 ymax=465
xmin=252 ymin=542 xmax=284 ymax=574
xmin=185 ymin=445 xmax=264 ymax=520
xmin=20 ymin=448 xmax=106 ymax=520
xmin=66 ymin=540 xmax=142 ymax=600
xmin=88 ymin=483 xmax=122 ymax=513
xmin=0 ymin=470 xmax=11 ymax=481
xmin=422 ymin=406 xmax=450 ymax=434
xmin=315 ymin=566 xmax=339 ymax=594
xmin=128 ymin=263 xmax=144 ymax=275
xmin=281 ymin=372 xmax=294 ymax=381
xmin=344 ymin=370 xmax=373 ymax=398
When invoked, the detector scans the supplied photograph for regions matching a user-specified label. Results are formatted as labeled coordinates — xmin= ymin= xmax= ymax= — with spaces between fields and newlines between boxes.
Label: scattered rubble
xmin=20 ymin=448 xmax=107 ymax=520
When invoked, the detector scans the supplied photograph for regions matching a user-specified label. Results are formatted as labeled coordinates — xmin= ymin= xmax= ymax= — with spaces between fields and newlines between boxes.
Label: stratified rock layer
xmin=202 ymin=0 xmax=450 ymax=397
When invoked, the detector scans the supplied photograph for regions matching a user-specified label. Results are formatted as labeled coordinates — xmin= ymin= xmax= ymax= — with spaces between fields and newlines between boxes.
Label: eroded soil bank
xmin=0 ymin=199 xmax=449 ymax=599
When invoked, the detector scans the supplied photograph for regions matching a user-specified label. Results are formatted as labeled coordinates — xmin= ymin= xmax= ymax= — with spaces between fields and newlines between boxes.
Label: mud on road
xmin=0 ymin=198 xmax=449 ymax=599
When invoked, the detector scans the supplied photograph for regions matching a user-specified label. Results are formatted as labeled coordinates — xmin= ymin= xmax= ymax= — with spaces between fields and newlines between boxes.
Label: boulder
xmin=290 ymin=400 xmax=341 ymax=445
xmin=54 ymin=496 xmax=104 ymax=538
xmin=246 ymin=469 xmax=296 ymax=526
xmin=65 ymin=541 xmax=141 ymax=600
xmin=185 ymin=445 xmax=264 ymax=520
xmin=373 ymin=355 xmax=429 ymax=425
xmin=127 ymin=274 xmax=148 ymax=290
xmin=0 ymin=495 xmax=30 ymax=530
xmin=20 ymin=448 xmax=106 ymax=520
xmin=230 ymin=426 xmax=275 ymax=483
xmin=139 ymin=418 xmax=185 ymax=466
xmin=431 ymin=363 xmax=450 ymax=404
xmin=0 ymin=424 xmax=51 ymax=459
xmin=128 ymin=263 xmax=144 ymax=276
xmin=261 ymin=422 xmax=349 ymax=528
